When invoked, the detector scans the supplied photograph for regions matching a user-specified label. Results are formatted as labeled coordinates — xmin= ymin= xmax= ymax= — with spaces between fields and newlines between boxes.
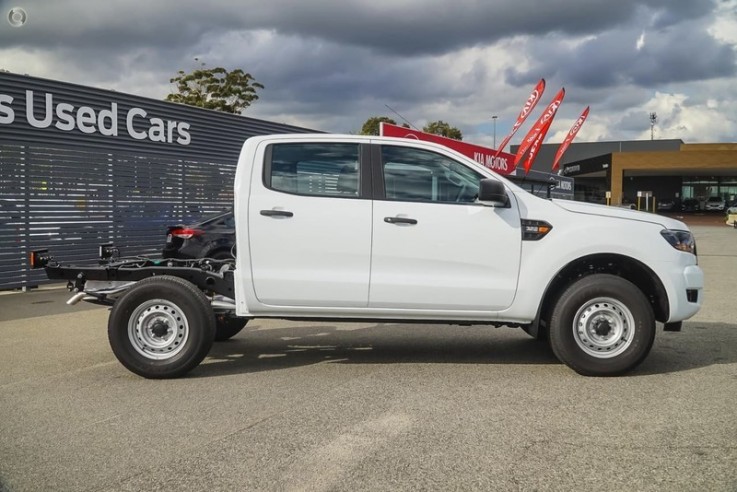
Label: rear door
xmin=369 ymin=144 xmax=522 ymax=311
xmin=248 ymin=141 xmax=372 ymax=307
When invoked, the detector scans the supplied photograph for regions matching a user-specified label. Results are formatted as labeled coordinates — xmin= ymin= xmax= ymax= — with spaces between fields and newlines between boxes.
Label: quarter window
xmin=381 ymin=146 xmax=482 ymax=203
xmin=268 ymin=143 xmax=360 ymax=197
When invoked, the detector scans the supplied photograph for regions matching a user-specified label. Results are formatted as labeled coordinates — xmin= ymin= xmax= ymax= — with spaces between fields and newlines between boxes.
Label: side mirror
xmin=478 ymin=179 xmax=509 ymax=207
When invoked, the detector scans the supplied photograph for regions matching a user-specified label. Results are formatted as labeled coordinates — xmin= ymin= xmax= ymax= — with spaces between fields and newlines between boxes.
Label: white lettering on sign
xmin=473 ymin=151 xmax=509 ymax=172
xmin=26 ymin=91 xmax=53 ymax=128
xmin=126 ymin=107 xmax=148 ymax=140
xmin=0 ymin=90 xmax=192 ymax=146
xmin=55 ymin=102 xmax=75 ymax=131
xmin=0 ymin=94 xmax=13 ymax=124
xmin=547 ymin=178 xmax=572 ymax=191
xmin=521 ymin=90 xmax=538 ymax=118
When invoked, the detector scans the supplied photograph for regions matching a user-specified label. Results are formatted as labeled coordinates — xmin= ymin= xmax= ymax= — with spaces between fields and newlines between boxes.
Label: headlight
xmin=660 ymin=229 xmax=696 ymax=255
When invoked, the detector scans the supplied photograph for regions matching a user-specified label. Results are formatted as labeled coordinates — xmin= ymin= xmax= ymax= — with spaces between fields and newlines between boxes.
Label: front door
xmin=369 ymin=144 xmax=522 ymax=312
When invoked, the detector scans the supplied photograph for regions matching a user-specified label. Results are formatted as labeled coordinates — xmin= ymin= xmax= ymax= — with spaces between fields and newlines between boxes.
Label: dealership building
xmin=522 ymin=139 xmax=737 ymax=208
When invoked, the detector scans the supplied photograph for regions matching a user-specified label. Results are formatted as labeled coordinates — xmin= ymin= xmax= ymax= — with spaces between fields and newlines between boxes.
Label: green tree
xmin=423 ymin=120 xmax=463 ymax=140
xmin=360 ymin=116 xmax=397 ymax=136
xmin=166 ymin=66 xmax=264 ymax=114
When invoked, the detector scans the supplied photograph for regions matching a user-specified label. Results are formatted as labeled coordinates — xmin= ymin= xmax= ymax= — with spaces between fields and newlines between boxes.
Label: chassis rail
xmin=32 ymin=249 xmax=236 ymax=299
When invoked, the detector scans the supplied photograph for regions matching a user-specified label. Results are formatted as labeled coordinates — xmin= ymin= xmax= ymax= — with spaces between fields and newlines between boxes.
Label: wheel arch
xmin=532 ymin=253 xmax=669 ymax=339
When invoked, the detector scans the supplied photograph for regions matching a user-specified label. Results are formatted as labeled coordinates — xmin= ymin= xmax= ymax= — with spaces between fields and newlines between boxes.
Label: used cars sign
xmin=0 ymin=90 xmax=191 ymax=145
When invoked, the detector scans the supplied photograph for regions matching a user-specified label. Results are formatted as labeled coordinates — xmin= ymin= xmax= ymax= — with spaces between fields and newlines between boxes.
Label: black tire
xmin=214 ymin=315 xmax=248 ymax=341
xmin=549 ymin=274 xmax=655 ymax=377
xmin=108 ymin=276 xmax=216 ymax=379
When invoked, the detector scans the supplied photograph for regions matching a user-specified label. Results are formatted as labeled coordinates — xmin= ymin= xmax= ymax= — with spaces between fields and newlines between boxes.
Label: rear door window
xmin=266 ymin=143 xmax=361 ymax=198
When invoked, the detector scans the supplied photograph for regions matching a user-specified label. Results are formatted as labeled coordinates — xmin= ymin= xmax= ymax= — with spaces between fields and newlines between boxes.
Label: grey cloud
xmin=508 ymin=14 xmax=736 ymax=90
xmin=648 ymin=0 xmax=716 ymax=28
xmin=212 ymin=33 xmax=484 ymax=111
xmin=0 ymin=0 xmax=719 ymax=57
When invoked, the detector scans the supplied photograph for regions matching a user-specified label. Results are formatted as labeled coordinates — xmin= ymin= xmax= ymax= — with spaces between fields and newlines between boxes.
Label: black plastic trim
xmin=370 ymin=144 xmax=385 ymax=200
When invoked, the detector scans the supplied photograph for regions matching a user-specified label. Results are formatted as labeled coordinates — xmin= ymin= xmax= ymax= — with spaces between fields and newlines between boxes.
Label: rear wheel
xmin=108 ymin=276 xmax=216 ymax=379
xmin=549 ymin=274 xmax=655 ymax=376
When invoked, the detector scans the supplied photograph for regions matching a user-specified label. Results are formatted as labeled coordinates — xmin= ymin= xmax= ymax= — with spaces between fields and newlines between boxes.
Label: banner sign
xmin=380 ymin=122 xmax=517 ymax=175
xmin=514 ymin=87 xmax=566 ymax=167
xmin=495 ymin=78 xmax=546 ymax=156
xmin=523 ymin=115 xmax=554 ymax=174
xmin=552 ymin=106 xmax=590 ymax=171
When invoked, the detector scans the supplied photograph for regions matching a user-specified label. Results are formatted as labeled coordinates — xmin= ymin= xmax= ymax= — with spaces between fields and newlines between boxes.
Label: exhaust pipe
xmin=66 ymin=292 xmax=88 ymax=305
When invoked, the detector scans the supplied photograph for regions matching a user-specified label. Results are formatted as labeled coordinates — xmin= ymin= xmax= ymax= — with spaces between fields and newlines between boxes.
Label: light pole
xmin=492 ymin=115 xmax=498 ymax=149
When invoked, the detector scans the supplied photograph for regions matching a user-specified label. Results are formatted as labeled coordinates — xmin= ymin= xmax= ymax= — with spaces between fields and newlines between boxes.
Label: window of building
xmin=682 ymin=177 xmax=736 ymax=201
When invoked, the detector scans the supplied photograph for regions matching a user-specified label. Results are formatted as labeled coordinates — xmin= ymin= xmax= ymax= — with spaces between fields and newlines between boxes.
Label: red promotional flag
xmin=523 ymin=114 xmax=555 ymax=174
xmin=551 ymin=106 xmax=590 ymax=171
xmin=514 ymin=87 xmax=566 ymax=166
xmin=494 ymin=78 xmax=546 ymax=156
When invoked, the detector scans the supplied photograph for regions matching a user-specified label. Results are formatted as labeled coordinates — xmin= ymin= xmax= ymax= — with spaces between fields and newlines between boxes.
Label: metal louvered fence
xmin=0 ymin=144 xmax=238 ymax=289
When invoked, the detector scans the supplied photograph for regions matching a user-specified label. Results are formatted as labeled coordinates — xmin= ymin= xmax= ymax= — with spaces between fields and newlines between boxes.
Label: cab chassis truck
xmin=30 ymin=134 xmax=704 ymax=379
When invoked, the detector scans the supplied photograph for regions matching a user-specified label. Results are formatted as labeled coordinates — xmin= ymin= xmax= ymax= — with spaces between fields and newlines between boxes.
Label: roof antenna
xmin=385 ymin=104 xmax=419 ymax=130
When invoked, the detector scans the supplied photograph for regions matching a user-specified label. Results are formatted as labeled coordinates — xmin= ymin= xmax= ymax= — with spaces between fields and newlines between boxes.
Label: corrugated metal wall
xmin=0 ymin=72 xmax=316 ymax=289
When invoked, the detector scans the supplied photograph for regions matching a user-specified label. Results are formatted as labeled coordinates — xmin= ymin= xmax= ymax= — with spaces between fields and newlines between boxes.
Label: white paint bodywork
xmin=234 ymin=134 xmax=703 ymax=324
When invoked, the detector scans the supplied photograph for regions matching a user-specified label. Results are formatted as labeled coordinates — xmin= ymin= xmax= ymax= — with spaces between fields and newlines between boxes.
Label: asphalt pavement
xmin=0 ymin=225 xmax=736 ymax=491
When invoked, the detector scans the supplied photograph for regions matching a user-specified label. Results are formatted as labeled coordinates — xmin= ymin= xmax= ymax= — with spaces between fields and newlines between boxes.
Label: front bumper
xmin=665 ymin=264 xmax=704 ymax=323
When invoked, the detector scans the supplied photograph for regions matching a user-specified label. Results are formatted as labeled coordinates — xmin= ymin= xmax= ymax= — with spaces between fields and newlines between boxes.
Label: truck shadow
xmin=195 ymin=323 xmax=556 ymax=378
xmin=634 ymin=320 xmax=737 ymax=376
xmin=193 ymin=321 xmax=737 ymax=378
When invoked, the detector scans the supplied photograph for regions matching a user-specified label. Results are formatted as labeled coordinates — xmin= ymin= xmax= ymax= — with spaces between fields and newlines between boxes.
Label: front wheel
xmin=108 ymin=276 xmax=216 ymax=379
xmin=549 ymin=274 xmax=655 ymax=376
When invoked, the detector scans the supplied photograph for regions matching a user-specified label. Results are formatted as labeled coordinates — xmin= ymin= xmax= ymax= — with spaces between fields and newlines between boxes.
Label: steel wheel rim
xmin=128 ymin=299 xmax=189 ymax=360
xmin=572 ymin=297 xmax=635 ymax=359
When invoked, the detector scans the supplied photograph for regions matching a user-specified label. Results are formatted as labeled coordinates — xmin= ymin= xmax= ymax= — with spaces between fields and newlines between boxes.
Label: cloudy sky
xmin=1 ymin=0 xmax=736 ymax=148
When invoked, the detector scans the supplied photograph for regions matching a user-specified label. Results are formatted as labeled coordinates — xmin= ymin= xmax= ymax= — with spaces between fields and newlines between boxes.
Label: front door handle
xmin=384 ymin=216 xmax=417 ymax=225
xmin=260 ymin=209 xmax=294 ymax=218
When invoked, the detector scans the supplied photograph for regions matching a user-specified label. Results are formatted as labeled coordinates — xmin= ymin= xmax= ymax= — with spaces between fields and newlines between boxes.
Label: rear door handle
xmin=260 ymin=209 xmax=294 ymax=218
xmin=384 ymin=216 xmax=417 ymax=225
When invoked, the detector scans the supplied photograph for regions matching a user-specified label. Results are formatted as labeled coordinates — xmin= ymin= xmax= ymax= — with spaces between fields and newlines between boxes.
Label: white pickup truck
xmin=32 ymin=134 xmax=704 ymax=378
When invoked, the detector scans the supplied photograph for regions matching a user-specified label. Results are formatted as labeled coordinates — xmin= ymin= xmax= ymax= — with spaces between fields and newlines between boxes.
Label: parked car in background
xmin=681 ymin=198 xmax=700 ymax=212
xmin=727 ymin=201 xmax=737 ymax=215
xmin=705 ymin=196 xmax=726 ymax=211
xmin=657 ymin=199 xmax=677 ymax=212
xmin=162 ymin=210 xmax=235 ymax=259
